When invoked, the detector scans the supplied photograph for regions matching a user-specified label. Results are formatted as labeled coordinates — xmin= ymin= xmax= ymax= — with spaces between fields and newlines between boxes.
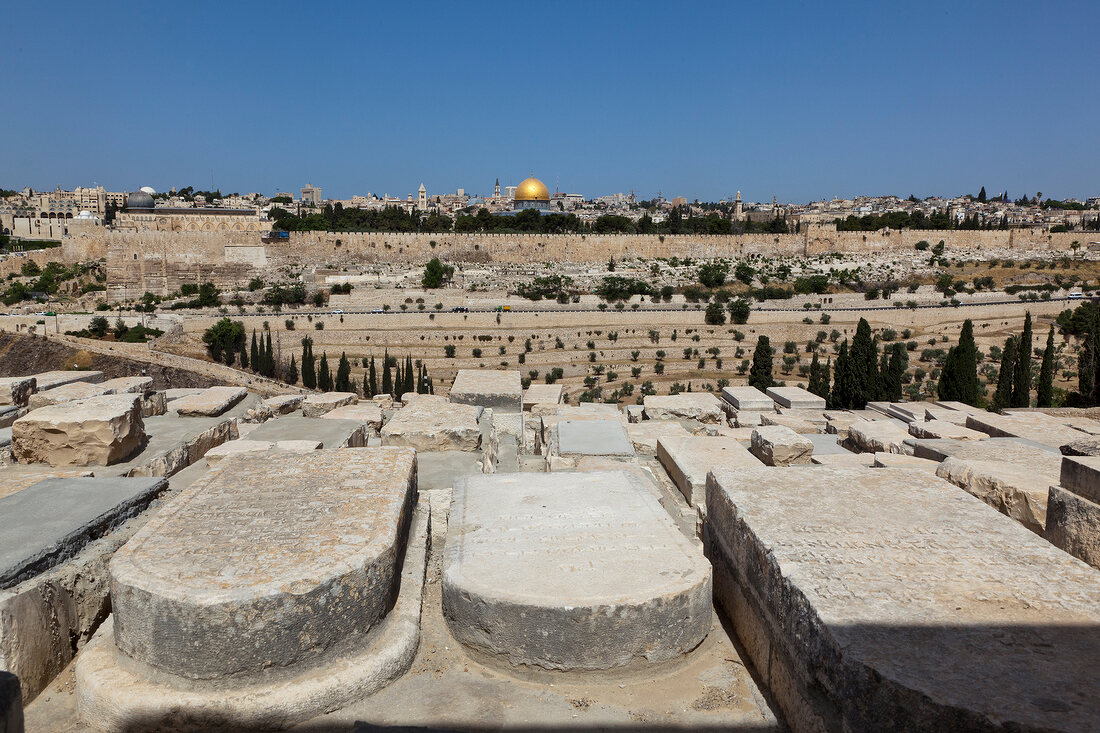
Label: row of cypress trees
xmin=298 ymin=338 xmax=433 ymax=397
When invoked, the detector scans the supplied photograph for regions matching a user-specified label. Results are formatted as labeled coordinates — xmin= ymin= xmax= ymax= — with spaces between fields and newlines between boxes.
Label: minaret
xmin=417 ymin=183 xmax=427 ymax=211
xmin=734 ymin=190 xmax=743 ymax=221
xmin=494 ymin=178 xmax=501 ymax=199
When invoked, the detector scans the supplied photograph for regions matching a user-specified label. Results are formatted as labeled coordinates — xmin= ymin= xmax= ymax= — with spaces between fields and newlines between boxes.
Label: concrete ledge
xmin=76 ymin=497 xmax=429 ymax=732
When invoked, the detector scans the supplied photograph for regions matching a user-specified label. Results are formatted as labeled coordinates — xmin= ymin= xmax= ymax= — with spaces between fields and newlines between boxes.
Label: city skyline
xmin=3 ymin=1 xmax=1098 ymax=202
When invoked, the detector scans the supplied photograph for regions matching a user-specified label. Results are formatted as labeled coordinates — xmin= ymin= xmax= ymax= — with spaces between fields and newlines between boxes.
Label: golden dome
xmin=514 ymin=176 xmax=550 ymax=201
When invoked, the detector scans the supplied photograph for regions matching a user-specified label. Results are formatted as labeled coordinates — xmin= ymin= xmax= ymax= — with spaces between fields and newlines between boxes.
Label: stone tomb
xmin=172 ymin=386 xmax=248 ymax=417
xmin=765 ymin=386 xmax=825 ymax=409
xmin=557 ymin=419 xmax=634 ymax=457
xmin=27 ymin=381 xmax=116 ymax=409
xmin=642 ymin=393 xmax=726 ymax=424
xmin=657 ymin=435 xmax=761 ymax=508
xmin=706 ymin=464 xmax=1100 ymax=732
xmin=262 ymin=393 xmax=305 ymax=415
xmin=301 ymin=391 xmax=357 ymax=418
xmin=33 ymin=371 xmax=103 ymax=390
xmin=322 ymin=403 xmax=384 ymax=432
xmin=522 ymin=383 xmax=563 ymax=411
xmin=246 ymin=415 xmax=367 ymax=449
xmin=77 ymin=448 xmax=424 ymax=729
xmin=443 ymin=471 xmax=711 ymax=671
xmin=720 ymin=386 xmax=774 ymax=411
xmin=12 ymin=394 xmax=144 ymax=467
xmin=381 ymin=397 xmax=481 ymax=452
xmin=0 ymin=377 xmax=36 ymax=407
xmin=449 ymin=369 xmax=523 ymax=413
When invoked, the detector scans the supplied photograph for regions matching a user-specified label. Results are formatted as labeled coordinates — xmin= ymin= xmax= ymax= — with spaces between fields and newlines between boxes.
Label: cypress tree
xmin=1078 ymin=307 xmax=1100 ymax=405
xmin=954 ymin=319 xmax=980 ymax=405
xmin=250 ymin=331 xmax=258 ymax=371
xmin=830 ymin=340 xmax=855 ymax=409
xmin=301 ymin=337 xmax=316 ymax=390
xmin=368 ymin=356 xmax=377 ymax=397
xmin=1012 ymin=311 xmax=1032 ymax=407
xmin=808 ymin=352 xmax=825 ymax=399
xmin=748 ymin=335 xmax=774 ymax=391
xmin=265 ymin=332 xmax=275 ymax=377
xmin=335 ymin=352 xmax=351 ymax=393
xmin=884 ymin=343 xmax=908 ymax=402
xmin=992 ymin=336 xmax=1016 ymax=411
xmin=1037 ymin=325 xmax=1055 ymax=408
xmin=382 ymin=350 xmax=393 ymax=397
xmin=405 ymin=355 xmax=414 ymax=394
xmin=238 ymin=338 xmax=249 ymax=370
xmin=318 ymin=352 xmax=333 ymax=392
xmin=285 ymin=355 xmax=298 ymax=386
xmin=848 ymin=319 xmax=880 ymax=408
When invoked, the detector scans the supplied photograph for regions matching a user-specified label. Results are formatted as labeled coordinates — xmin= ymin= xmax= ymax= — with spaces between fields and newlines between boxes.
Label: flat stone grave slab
xmin=164 ymin=388 xmax=204 ymax=402
xmin=721 ymin=386 xmax=774 ymax=411
xmin=812 ymin=452 xmax=876 ymax=467
xmin=965 ymin=411 xmax=1084 ymax=448
xmin=625 ymin=420 xmax=690 ymax=452
xmin=93 ymin=413 xmax=233 ymax=478
xmin=935 ymin=456 xmax=1052 ymax=533
xmin=0 ymin=376 xmax=36 ymax=407
xmin=172 ymin=386 xmax=248 ymax=417
xmin=262 ymin=393 xmax=305 ymax=415
xmin=750 ymin=425 xmax=814 ymax=466
xmin=643 ymin=393 xmax=726 ymax=423
xmin=924 ymin=404 xmax=969 ymax=424
xmin=657 ymin=435 xmax=761 ymax=508
xmin=417 ymin=450 xmax=483 ymax=491
xmin=108 ymin=448 xmax=417 ymax=679
xmin=0 ymin=466 xmax=93 ymax=500
xmin=443 ymin=470 xmax=711 ymax=671
xmin=27 ymin=381 xmax=115 ymax=409
xmin=873 ymin=452 xmax=940 ymax=472
xmin=0 ymin=476 xmax=166 ymax=588
xmin=449 ymin=369 xmax=523 ymax=412
xmin=381 ymin=397 xmax=480 ymax=451
xmin=846 ymin=419 xmax=912 ymax=454
xmin=246 ymin=415 xmax=366 ymax=449
xmin=910 ymin=437 xmax=1062 ymax=477
xmin=934 ymin=400 xmax=985 ymax=416
xmin=13 ymin=394 xmax=144 ymax=467
xmin=1045 ymin=485 xmax=1100 ymax=570
xmin=733 ymin=410 xmax=764 ymax=427
xmin=33 ymin=371 xmax=103 ymax=390
xmin=882 ymin=402 xmax=923 ymax=422
xmin=557 ymin=419 xmax=634 ymax=456
xmin=907 ymin=419 xmax=986 ymax=440
xmin=100 ymin=376 xmax=153 ymax=394
xmin=322 ymin=403 xmax=383 ymax=430
xmin=706 ymin=464 xmax=1100 ymax=732
xmin=806 ymin=433 xmax=848 ymax=455
xmin=765 ymin=386 xmax=825 ymax=409
xmin=760 ymin=412 xmax=820 ymax=434
xmin=522 ymin=383 xmax=562 ymax=410
xmin=301 ymin=391 xmax=357 ymax=417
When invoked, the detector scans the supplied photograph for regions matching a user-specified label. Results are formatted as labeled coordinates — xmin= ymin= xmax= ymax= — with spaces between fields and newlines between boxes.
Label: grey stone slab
xmin=0 ymin=670 xmax=20 ymax=733
xmin=449 ymin=369 xmax=523 ymax=413
xmin=416 ymin=451 xmax=483 ymax=491
xmin=965 ymin=411 xmax=1084 ymax=449
xmin=0 ymin=476 xmax=166 ymax=588
xmin=806 ymin=433 xmax=847 ymax=455
xmin=910 ymin=437 xmax=1063 ymax=474
xmin=936 ymin=457 xmax=1052 ymax=533
xmin=301 ymin=391 xmax=357 ymax=418
xmin=443 ymin=471 xmax=711 ymax=671
xmin=706 ymin=464 xmax=1100 ymax=733
xmin=656 ymin=435 xmax=761 ymax=508
xmin=1059 ymin=455 xmax=1100 ymax=505
xmin=764 ymin=386 xmax=825 ymax=409
xmin=522 ymin=383 xmax=562 ymax=410
xmin=557 ymin=419 xmax=634 ymax=456
xmin=381 ymin=397 xmax=481 ymax=451
xmin=908 ymin=419 xmax=986 ymax=440
xmin=33 ymin=371 xmax=103 ymax=390
xmin=110 ymin=448 xmax=417 ymax=680
xmin=750 ymin=425 xmax=814 ymax=466
xmin=720 ymin=386 xmax=774 ymax=411
xmin=643 ymin=394 xmax=726 ymax=423
xmin=1045 ymin=485 xmax=1100 ymax=570
xmin=96 ymin=414 xmax=234 ymax=478
xmin=12 ymin=394 xmax=144 ymax=467
xmin=245 ymin=415 xmax=367 ymax=449
xmin=172 ymin=386 xmax=248 ymax=417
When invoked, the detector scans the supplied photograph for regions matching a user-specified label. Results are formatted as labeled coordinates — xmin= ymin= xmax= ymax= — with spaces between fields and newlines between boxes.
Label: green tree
xmin=1012 ymin=311 xmax=1032 ymax=407
xmin=202 ymin=318 xmax=244 ymax=366
xmin=238 ymin=338 xmax=249 ymax=369
xmin=88 ymin=316 xmax=109 ymax=338
xmin=748 ymin=335 xmax=774 ymax=391
xmin=848 ymin=318 xmax=879 ymax=408
xmin=285 ymin=356 xmax=298 ymax=386
xmin=992 ymin=336 xmax=1017 ymax=411
xmin=808 ymin=352 xmax=831 ymax=399
xmin=405 ymin=355 xmax=415 ymax=394
xmin=830 ymin=340 xmax=855 ymax=408
xmin=335 ymin=352 xmax=352 ymax=393
xmin=883 ymin=343 xmax=908 ymax=402
xmin=727 ymin=298 xmax=750 ymax=324
xmin=382 ymin=350 xmax=393 ymax=396
xmin=1036 ymin=325 xmax=1055 ymax=408
xmin=301 ymin=337 xmax=316 ymax=390
xmin=368 ymin=356 xmax=378 ymax=397
xmin=937 ymin=319 xmax=980 ymax=405
xmin=704 ymin=301 xmax=726 ymax=325
xmin=250 ymin=331 xmax=259 ymax=371
xmin=318 ymin=352 xmax=333 ymax=392
xmin=422 ymin=258 xmax=454 ymax=288
xmin=264 ymin=332 xmax=275 ymax=377
xmin=697 ymin=262 xmax=729 ymax=288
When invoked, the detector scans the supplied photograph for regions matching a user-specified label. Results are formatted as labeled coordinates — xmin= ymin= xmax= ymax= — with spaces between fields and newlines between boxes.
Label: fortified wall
xmin=54 ymin=225 xmax=1088 ymax=302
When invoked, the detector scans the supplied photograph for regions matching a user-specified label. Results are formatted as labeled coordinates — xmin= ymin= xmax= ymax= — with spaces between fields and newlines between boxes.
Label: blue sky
xmin=3 ymin=1 xmax=1097 ymax=203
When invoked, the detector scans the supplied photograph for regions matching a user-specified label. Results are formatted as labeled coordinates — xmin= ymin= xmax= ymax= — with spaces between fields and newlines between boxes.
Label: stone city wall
xmin=51 ymin=227 xmax=1090 ymax=301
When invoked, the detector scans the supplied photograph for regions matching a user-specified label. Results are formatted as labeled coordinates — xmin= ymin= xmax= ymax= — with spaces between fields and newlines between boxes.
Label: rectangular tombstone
xmin=643 ymin=394 xmax=726 ymax=424
xmin=28 ymin=381 xmax=115 ymax=409
xmin=443 ymin=471 xmax=711 ymax=671
xmin=322 ymin=403 xmax=383 ymax=431
xmin=706 ymin=464 xmax=1100 ymax=732
xmin=934 ymin=400 xmax=985 ymax=416
xmin=750 ymin=425 xmax=814 ymax=466
xmin=109 ymin=448 xmax=417 ymax=679
xmin=812 ymin=452 xmax=876 ymax=467
xmin=246 ymin=415 xmax=366 ymax=449
xmin=0 ymin=476 xmax=166 ymax=588
xmin=846 ymin=419 xmax=912 ymax=454
xmin=721 ymin=386 xmax=774 ymax=411
xmin=262 ymin=393 xmax=305 ymax=415
xmin=557 ymin=419 xmax=634 ymax=456
xmin=625 ymin=420 xmax=691 ymax=453
xmin=872 ymin=452 xmax=940 ymax=472
xmin=907 ymin=419 xmax=986 ymax=441
xmin=301 ymin=391 xmax=357 ymax=418
xmin=449 ymin=370 xmax=523 ymax=413
xmin=924 ymin=405 xmax=969 ymax=424
xmin=965 ymin=412 xmax=1083 ymax=449
xmin=100 ymin=376 xmax=154 ymax=394
xmin=381 ymin=398 xmax=481 ymax=452
xmin=657 ymin=435 xmax=761 ymax=508
xmin=523 ymin=383 xmax=562 ymax=411
xmin=33 ymin=371 xmax=104 ymax=390
xmin=0 ymin=377 xmax=36 ymax=408
xmin=765 ymin=386 xmax=825 ymax=409
xmin=760 ymin=413 xmax=820 ymax=434
xmin=910 ymin=437 xmax=1062 ymax=477
xmin=12 ymin=394 xmax=144 ymax=467
xmin=172 ymin=386 xmax=247 ymax=417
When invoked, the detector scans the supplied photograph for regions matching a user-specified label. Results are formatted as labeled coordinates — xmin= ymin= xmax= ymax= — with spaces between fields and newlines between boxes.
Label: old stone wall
xmin=53 ymin=227 xmax=1092 ymax=301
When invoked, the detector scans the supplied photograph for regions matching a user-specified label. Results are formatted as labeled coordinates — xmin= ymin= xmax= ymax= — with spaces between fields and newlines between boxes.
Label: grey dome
xmin=126 ymin=190 xmax=155 ymax=209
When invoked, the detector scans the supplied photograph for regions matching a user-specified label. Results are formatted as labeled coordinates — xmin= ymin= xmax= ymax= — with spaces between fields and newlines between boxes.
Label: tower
xmin=417 ymin=183 xmax=427 ymax=211
xmin=494 ymin=178 xmax=500 ymax=199
xmin=734 ymin=190 xmax=743 ymax=221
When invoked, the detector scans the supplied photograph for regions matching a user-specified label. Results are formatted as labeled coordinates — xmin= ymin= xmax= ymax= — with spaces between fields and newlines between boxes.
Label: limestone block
xmin=765 ymin=386 xmax=825 ymax=409
xmin=873 ymin=452 xmax=940 ymax=472
xmin=0 ymin=407 xmax=25 ymax=430
xmin=934 ymin=400 xmax=985 ymax=415
xmin=164 ymin=388 xmax=204 ymax=402
xmin=811 ymin=452 xmax=876 ymax=467
xmin=262 ymin=393 xmax=305 ymax=415
xmin=936 ymin=457 xmax=1051 ymax=533
xmin=27 ymin=381 xmax=115 ymax=409
xmin=1044 ymin=485 xmax=1100 ymax=570
xmin=657 ymin=435 xmax=761 ymax=507
xmin=643 ymin=393 xmax=725 ymax=424
xmin=965 ymin=411 xmax=1083 ymax=449
xmin=33 ymin=371 xmax=103 ymax=390
xmin=924 ymin=405 xmax=969 ymax=424
xmin=1060 ymin=437 xmax=1100 ymax=457
xmin=760 ymin=412 xmax=820 ymax=434
xmin=173 ymin=386 xmax=247 ymax=417
xmin=109 ymin=448 xmax=417 ymax=679
xmin=0 ymin=378 xmax=36 ymax=408
xmin=202 ymin=439 xmax=274 ymax=466
xmin=301 ymin=391 xmax=357 ymax=418
xmin=555 ymin=419 xmax=634 ymax=457
xmin=443 ymin=471 xmax=711 ymax=670
xmin=720 ymin=386 xmax=774 ymax=411
xmin=846 ymin=419 xmax=913 ymax=454
xmin=274 ymin=440 xmax=323 ymax=452
xmin=1059 ymin=455 xmax=1100 ymax=505
xmin=12 ymin=395 xmax=144 ymax=467
xmin=705 ymin=464 xmax=1100 ymax=733
xmin=449 ymin=369 xmax=523 ymax=412
xmin=626 ymin=420 xmax=690 ymax=452
xmin=322 ymin=403 xmax=383 ymax=431
xmin=907 ymin=419 xmax=986 ymax=441
xmin=624 ymin=404 xmax=644 ymax=423
xmin=100 ymin=376 xmax=153 ymax=394
xmin=372 ymin=394 xmax=395 ymax=409
xmin=522 ymin=383 xmax=562 ymax=411
xmin=381 ymin=398 xmax=481 ymax=451
xmin=400 ymin=392 xmax=421 ymax=406
xmin=750 ymin=425 xmax=813 ymax=466
xmin=733 ymin=410 xmax=764 ymax=427
xmin=141 ymin=391 xmax=167 ymax=417
xmin=910 ymin=436 xmax=1063 ymax=477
